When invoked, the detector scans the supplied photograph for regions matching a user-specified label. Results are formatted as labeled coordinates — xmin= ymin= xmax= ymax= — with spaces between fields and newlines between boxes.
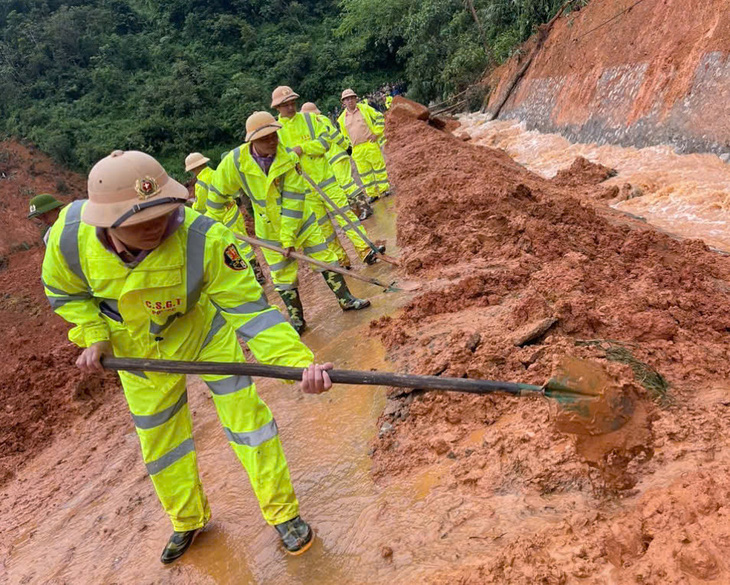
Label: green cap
xmin=28 ymin=194 xmax=64 ymax=219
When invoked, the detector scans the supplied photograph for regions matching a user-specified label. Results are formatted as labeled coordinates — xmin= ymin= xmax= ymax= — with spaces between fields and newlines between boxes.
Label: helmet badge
xmin=135 ymin=176 xmax=159 ymax=200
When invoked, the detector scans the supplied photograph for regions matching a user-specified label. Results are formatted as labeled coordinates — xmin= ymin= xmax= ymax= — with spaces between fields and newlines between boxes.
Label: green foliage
xmin=0 ymin=0 xmax=576 ymax=178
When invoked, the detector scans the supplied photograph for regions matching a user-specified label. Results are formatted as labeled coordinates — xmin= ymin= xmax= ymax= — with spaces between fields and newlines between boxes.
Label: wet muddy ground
xmin=4 ymin=107 xmax=730 ymax=584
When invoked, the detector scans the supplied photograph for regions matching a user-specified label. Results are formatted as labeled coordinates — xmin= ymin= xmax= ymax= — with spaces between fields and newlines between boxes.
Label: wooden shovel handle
xmin=102 ymin=357 xmax=542 ymax=396
xmin=235 ymin=233 xmax=394 ymax=291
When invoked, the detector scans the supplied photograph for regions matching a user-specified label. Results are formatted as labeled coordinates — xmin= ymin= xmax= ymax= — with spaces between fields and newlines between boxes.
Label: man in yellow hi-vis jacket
xmin=300 ymin=102 xmax=373 ymax=221
xmin=42 ymin=149 xmax=334 ymax=563
xmin=271 ymin=86 xmax=384 ymax=267
xmin=338 ymin=88 xmax=392 ymax=202
xmin=208 ymin=112 xmax=371 ymax=334
xmin=185 ymin=152 xmax=265 ymax=285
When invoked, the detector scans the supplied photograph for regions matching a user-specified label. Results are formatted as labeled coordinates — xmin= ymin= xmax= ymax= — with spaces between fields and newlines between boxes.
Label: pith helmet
xmin=271 ymin=85 xmax=300 ymax=108
xmin=185 ymin=152 xmax=210 ymax=172
xmin=27 ymin=193 xmax=64 ymax=219
xmin=341 ymin=88 xmax=357 ymax=101
xmin=245 ymin=111 xmax=282 ymax=142
xmin=83 ymin=150 xmax=188 ymax=229
xmin=300 ymin=102 xmax=321 ymax=114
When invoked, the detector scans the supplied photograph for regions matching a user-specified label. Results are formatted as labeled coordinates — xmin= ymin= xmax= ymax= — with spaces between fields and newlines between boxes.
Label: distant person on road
xmin=270 ymin=85 xmax=383 ymax=267
xmin=300 ymin=101 xmax=373 ymax=220
xmin=27 ymin=193 xmax=64 ymax=245
xmin=42 ymin=149 xmax=333 ymax=562
xmin=209 ymin=111 xmax=371 ymax=334
xmin=338 ymin=88 xmax=392 ymax=202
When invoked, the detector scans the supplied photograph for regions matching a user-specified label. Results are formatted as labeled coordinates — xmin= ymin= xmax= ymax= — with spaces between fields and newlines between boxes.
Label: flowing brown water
xmin=459 ymin=115 xmax=730 ymax=252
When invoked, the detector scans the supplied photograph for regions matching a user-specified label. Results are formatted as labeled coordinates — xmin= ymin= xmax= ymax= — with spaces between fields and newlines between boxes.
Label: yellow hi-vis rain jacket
xmin=337 ymin=102 xmax=386 ymax=147
xmin=209 ymin=142 xmax=338 ymax=291
xmin=277 ymin=112 xmax=372 ymax=261
xmin=42 ymin=202 xmax=312 ymax=530
xmin=317 ymin=115 xmax=362 ymax=201
xmin=338 ymin=104 xmax=390 ymax=199
xmin=193 ymin=166 xmax=255 ymax=261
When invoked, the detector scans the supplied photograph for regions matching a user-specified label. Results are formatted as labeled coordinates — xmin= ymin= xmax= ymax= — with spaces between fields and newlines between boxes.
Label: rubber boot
xmin=160 ymin=528 xmax=201 ymax=564
xmin=355 ymin=192 xmax=374 ymax=220
xmin=275 ymin=516 xmax=313 ymax=556
xmin=363 ymin=244 xmax=387 ymax=265
xmin=323 ymin=271 xmax=371 ymax=311
xmin=250 ymin=258 xmax=266 ymax=286
xmin=278 ymin=289 xmax=306 ymax=334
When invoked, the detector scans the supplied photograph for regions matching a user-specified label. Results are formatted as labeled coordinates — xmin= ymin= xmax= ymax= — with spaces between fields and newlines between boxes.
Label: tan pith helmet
xmin=184 ymin=152 xmax=210 ymax=172
xmin=83 ymin=150 xmax=188 ymax=229
xmin=341 ymin=88 xmax=357 ymax=101
xmin=245 ymin=111 xmax=282 ymax=142
xmin=300 ymin=102 xmax=321 ymax=114
xmin=271 ymin=85 xmax=300 ymax=108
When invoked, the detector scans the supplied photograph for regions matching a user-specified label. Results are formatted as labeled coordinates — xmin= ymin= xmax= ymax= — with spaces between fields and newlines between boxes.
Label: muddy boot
xmin=356 ymin=193 xmax=374 ymax=219
xmin=278 ymin=289 xmax=306 ymax=334
xmin=363 ymin=244 xmax=387 ymax=265
xmin=275 ymin=516 xmax=313 ymax=556
xmin=323 ymin=270 xmax=371 ymax=311
xmin=250 ymin=258 xmax=266 ymax=286
xmin=160 ymin=528 xmax=201 ymax=564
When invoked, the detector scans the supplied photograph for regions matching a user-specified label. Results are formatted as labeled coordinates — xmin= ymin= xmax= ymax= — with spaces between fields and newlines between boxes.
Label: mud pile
xmin=373 ymin=107 xmax=730 ymax=582
xmin=0 ymin=141 xmax=118 ymax=485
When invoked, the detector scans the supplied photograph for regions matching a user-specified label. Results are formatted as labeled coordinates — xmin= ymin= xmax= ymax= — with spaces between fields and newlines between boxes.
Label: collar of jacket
xmin=240 ymin=142 xmax=297 ymax=186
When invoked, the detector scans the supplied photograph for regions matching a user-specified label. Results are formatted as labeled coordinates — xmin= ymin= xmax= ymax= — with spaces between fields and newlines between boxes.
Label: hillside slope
xmin=485 ymin=0 xmax=730 ymax=156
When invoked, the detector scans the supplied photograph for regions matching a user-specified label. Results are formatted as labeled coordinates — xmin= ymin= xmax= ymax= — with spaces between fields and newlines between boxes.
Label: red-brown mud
xmin=373 ymin=106 xmax=730 ymax=582
xmin=0 ymin=141 xmax=118 ymax=485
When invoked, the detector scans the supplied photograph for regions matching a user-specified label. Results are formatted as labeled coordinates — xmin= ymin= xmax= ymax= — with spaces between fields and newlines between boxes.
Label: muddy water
xmin=459 ymin=114 xmax=730 ymax=251
xmin=2 ymin=198 xmax=589 ymax=584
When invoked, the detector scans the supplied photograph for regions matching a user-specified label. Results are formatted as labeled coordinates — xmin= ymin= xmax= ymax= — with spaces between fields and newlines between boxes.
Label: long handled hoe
xmin=299 ymin=170 xmax=401 ymax=267
xmin=102 ymin=357 xmax=633 ymax=435
xmin=236 ymin=233 xmax=407 ymax=293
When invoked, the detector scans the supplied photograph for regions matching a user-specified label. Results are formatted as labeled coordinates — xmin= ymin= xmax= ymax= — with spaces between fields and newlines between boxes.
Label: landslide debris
xmin=370 ymin=102 xmax=730 ymax=582
xmin=0 ymin=141 xmax=119 ymax=485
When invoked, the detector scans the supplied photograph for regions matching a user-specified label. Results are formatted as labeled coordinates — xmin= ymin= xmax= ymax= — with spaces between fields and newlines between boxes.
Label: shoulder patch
xmin=224 ymin=244 xmax=247 ymax=271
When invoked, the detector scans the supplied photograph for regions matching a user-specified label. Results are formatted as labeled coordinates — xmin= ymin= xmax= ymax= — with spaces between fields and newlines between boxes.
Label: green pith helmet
xmin=27 ymin=193 xmax=64 ymax=219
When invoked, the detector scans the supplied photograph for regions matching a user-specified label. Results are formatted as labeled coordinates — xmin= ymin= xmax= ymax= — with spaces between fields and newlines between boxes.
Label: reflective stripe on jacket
xmin=337 ymin=103 xmax=386 ymax=148
xmin=42 ymin=201 xmax=313 ymax=367
xmin=318 ymin=115 xmax=352 ymax=169
xmin=277 ymin=112 xmax=337 ymax=185
xmin=209 ymin=143 xmax=313 ymax=249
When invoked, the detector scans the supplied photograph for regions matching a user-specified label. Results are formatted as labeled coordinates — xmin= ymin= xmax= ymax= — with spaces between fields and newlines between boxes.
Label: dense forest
xmin=0 ymin=0 xmax=578 ymax=177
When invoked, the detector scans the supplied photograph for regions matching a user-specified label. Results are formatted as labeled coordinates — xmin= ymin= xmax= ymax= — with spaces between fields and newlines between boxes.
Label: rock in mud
xmin=379 ymin=422 xmax=394 ymax=437
xmin=511 ymin=317 xmax=558 ymax=346
xmin=390 ymin=96 xmax=430 ymax=121
xmin=553 ymin=156 xmax=617 ymax=186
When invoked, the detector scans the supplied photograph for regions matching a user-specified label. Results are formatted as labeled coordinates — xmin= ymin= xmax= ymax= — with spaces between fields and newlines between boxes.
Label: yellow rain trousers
xmin=209 ymin=142 xmax=339 ymax=291
xmin=277 ymin=112 xmax=372 ymax=262
xmin=193 ymin=166 xmax=256 ymax=262
xmin=42 ymin=202 xmax=313 ymax=531
xmin=338 ymin=103 xmax=391 ymax=200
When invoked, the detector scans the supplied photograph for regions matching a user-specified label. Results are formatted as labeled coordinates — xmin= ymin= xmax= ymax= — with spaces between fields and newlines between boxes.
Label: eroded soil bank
xmin=371 ymin=106 xmax=730 ymax=583
xmin=0 ymin=142 xmax=119 ymax=486
xmin=485 ymin=0 xmax=730 ymax=156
